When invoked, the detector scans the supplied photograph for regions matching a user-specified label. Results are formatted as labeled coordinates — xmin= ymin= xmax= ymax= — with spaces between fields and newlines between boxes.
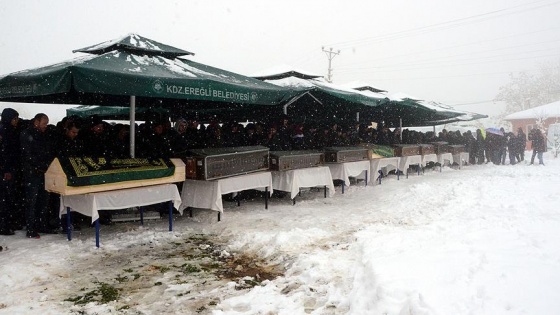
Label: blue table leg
xmin=66 ymin=207 xmax=72 ymax=241
xmin=95 ymin=219 xmax=100 ymax=248
xmin=324 ymin=185 xmax=327 ymax=198
xmin=365 ymin=170 xmax=368 ymax=186
xmin=140 ymin=206 xmax=144 ymax=225
xmin=168 ymin=201 xmax=173 ymax=231
xmin=342 ymin=182 xmax=345 ymax=194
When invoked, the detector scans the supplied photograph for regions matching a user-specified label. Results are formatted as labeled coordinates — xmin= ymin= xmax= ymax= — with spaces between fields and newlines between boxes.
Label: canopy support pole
xmin=129 ymin=95 xmax=136 ymax=158
xmin=356 ymin=112 xmax=359 ymax=122
xmin=399 ymin=117 xmax=403 ymax=141
xmin=433 ymin=125 xmax=436 ymax=134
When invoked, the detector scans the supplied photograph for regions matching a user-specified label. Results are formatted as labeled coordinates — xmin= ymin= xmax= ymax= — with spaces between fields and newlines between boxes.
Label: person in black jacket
xmin=80 ymin=115 xmax=109 ymax=157
xmin=528 ymin=128 xmax=546 ymax=165
xmin=20 ymin=113 xmax=55 ymax=238
xmin=515 ymin=128 xmax=527 ymax=162
xmin=0 ymin=108 xmax=21 ymax=235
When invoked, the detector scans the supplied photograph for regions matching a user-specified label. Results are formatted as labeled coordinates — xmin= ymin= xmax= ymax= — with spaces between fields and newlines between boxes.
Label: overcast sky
xmin=1 ymin=0 xmax=559 ymax=120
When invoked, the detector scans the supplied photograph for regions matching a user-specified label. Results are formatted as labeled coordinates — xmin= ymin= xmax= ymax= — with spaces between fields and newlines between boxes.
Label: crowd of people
xmin=0 ymin=108 xmax=547 ymax=239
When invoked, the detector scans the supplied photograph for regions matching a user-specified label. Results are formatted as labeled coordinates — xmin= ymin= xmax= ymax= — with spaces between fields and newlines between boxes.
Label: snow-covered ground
xmin=1 ymin=153 xmax=559 ymax=315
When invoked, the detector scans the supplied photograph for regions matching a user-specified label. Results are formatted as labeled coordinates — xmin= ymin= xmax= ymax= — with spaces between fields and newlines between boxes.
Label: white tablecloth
xmin=453 ymin=152 xmax=470 ymax=168
xmin=421 ymin=154 xmax=438 ymax=166
xmin=399 ymin=155 xmax=423 ymax=173
xmin=59 ymin=184 xmax=182 ymax=223
xmin=327 ymin=160 xmax=370 ymax=186
xmin=272 ymin=166 xmax=335 ymax=199
xmin=370 ymin=157 xmax=400 ymax=183
xmin=180 ymin=171 xmax=273 ymax=213
xmin=438 ymin=153 xmax=454 ymax=167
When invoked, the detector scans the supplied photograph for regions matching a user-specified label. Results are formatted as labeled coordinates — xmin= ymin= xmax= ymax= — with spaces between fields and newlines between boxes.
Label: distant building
xmin=504 ymin=100 xmax=560 ymax=149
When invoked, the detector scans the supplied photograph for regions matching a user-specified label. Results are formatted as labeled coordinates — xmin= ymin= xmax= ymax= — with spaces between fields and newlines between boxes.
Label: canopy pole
xmin=399 ymin=117 xmax=403 ymax=141
xmin=356 ymin=112 xmax=359 ymax=122
xmin=433 ymin=125 xmax=436 ymax=134
xmin=129 ymin=95 xmax=136 ymax=158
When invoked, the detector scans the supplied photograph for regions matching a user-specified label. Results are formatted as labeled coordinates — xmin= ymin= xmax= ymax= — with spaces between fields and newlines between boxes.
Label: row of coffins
xmin=45 ymin=143 xmax=465 ymax=194
xmin=183 ymin=143 xmax=464 ymax=180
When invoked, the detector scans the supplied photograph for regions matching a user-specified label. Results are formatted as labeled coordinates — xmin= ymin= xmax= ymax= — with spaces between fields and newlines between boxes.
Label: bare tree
xmin=496 ymin=60 xmax=560 ymax=115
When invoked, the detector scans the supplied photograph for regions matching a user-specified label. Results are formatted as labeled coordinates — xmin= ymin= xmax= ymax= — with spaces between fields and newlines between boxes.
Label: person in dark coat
xmin=463 ymin=130 xmax=476 ymax=165
xmin=80 ymin=115 xmax=109 ymax=157
xmin=169 ymin=118 xmax=189 ymax=156
xmin=528 ymin=128 xmax=546 ymax=165
xmin=291 ymin=125 xmax=306 ymax=150
xmin=376 ymin=125 xmax=392 ymax=145
xmin=506 ymin=132 xmax=517 ymax=165
xmin=266 ymin=125 xmax=284 ymax=151
xmin=0 ymin=108 xmax=21 ymax=235
xmin=139 ymin=119 xmax=173 ymax=159
xmin=515 ymin=128 xmax=527 ymax=162
xmin=56 ymin=120 xmax=85 ymax=159
xmin=20 ymin=113 xmax=56 ymax=238
xmin=107 ymin=123 xmax=131 ymax=159
xmin=475 ymin=129 xmax=486 ymax=164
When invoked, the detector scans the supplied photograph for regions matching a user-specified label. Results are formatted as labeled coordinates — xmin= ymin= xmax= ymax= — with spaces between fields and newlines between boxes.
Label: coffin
xmin=45 ymin=157 xmax=185 ymax=196
xmin=392 ymin=144 xmax=420 ymax=156
xmin=324 ymin=147 xmax=369 ymax=163
xmin=358 ymin=143 xmax=394 ymax=158
xmin=431 ymin=141 xmax=449 ymax=154
xmin=418 ymin=144 xmax=435 ymax=155
xmin=446 ymin=145 xmax=465 ymax=154
xmin=269 ymin=151 xmax=324 ymax=171
xmin=184 ymin=146 xmax=269 ymax=180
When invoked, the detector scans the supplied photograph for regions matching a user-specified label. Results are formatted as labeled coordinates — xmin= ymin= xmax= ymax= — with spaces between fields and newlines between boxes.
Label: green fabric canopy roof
xmin=261 ymin=76 xmax=482 ymax=127
xmin=66 ymin=105 xmax=169 ymax=121
xmin=0 ymin=34 xmax=304 ymax=110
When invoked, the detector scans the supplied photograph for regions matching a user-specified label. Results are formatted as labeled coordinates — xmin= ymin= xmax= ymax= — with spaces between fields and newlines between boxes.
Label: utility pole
xmin=322 ymin=47 xmax=340 ymax=83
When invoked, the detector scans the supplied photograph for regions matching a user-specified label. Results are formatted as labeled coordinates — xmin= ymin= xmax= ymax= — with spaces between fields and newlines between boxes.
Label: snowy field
xmin=1 ymin=153 xmax=559 ymax=315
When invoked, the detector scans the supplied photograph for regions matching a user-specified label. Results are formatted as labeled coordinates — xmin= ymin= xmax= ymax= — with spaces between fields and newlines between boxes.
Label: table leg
xmin=324 ymin=185 xmax=327 ymax=198
xmin=218 ymin=212 xmax=221 ymax=222
xmin=265 ymin=187 xmax=269 ymax=209
xmin=342 ymin=182 xmax=345 ymax=194
xmin=95 ymin=219 xmax=100 ymax=248
xmin=140 ymin=206 xmax=144 ymax=225
xmin=66 ymin=207 xmax=72 ymax=241
xmin=168 ymin=201 xmax=173 ymax=231
xmin=365 ymin=170 xmax=368 ymax=186
xmin=293 ymin=198 xmax=296 ymax=205
xmin=189 ymin=207 xmax=193 ymax=217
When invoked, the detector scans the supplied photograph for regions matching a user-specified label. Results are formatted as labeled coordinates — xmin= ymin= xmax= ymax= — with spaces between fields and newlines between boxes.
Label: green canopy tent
xmin=66 ymin=105 xmax=169 ymax=121
xmin=0 ymin=34 xmax=306 ymax=156
xmin=252 ymin=68 xmax=481 ymax=128
xmin=258 ymin=75 xmax=388 ymax=125
xmin=261 ymin=76 xmax=471 ymax=128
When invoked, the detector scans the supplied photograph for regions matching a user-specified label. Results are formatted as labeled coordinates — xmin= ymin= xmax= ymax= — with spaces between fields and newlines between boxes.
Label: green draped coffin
xmin=45 ymin=157 xmax=185 ymax=195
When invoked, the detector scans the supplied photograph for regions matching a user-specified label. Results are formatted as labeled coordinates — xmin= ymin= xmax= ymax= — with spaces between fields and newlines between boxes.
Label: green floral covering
xmin=369 ymin=145 xmax=395 ymax=157
xmin=58 ymin=157 xmax=175 ymax=187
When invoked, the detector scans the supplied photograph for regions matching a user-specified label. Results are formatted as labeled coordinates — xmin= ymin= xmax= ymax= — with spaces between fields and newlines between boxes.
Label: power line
xmin=327 ymin=0 xmax=560 ymax=49
xmin=335 ymin=27 xmax=560 ymax=69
